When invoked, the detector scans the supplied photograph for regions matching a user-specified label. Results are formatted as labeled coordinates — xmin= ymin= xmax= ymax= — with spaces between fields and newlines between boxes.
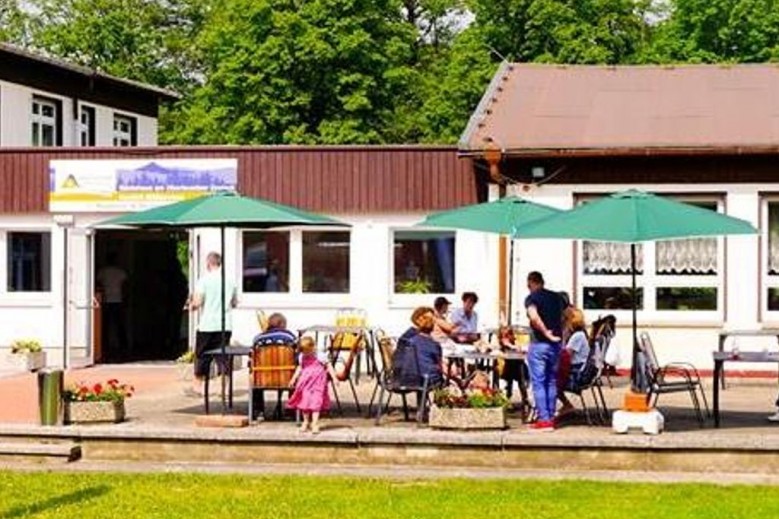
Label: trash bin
xmin=38 ymin=368 xmax=63 ymax=426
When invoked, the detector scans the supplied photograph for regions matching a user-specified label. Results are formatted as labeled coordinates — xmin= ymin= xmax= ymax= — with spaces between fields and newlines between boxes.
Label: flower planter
xmin=3 ymin=351 xmax=46 ymax=371
xmin=429 ymin=405 xmax=507 ymax=430
xmin=64 ymin=400 xmax=126 ymax=425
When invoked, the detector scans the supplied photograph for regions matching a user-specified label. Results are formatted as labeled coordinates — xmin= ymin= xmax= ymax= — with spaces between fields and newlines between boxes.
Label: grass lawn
xmin=1 ymin=471 xmax=778 ymax=518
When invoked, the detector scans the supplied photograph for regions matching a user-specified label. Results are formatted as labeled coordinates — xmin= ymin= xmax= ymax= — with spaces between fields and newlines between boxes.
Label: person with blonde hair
xmin=557 ymin=307 xmax=590 ymax=417
xmin=287 ymin=336 xmax=339 ymax=434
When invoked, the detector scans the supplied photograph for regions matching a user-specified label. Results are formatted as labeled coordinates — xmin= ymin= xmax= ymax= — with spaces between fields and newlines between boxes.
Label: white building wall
xmin=2 ymin=182 xmax=777 ymax=375
xmin=0 ymin=79 xmax=158 ymax=147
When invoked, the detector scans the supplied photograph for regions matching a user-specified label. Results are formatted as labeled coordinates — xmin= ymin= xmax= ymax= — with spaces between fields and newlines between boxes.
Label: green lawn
xmin=1 ymin=471 xmax=778 ymax=518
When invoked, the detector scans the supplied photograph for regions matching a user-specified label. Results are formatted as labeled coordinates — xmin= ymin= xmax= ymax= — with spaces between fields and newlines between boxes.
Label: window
xmin=7 ymin=232 xmax=51 ymax=292
xmin=112 ymin=114 xmax=137 ymax=146
xmin=765 ymin=201 xmax=779 ymax=312
xmin=393 ymin=230 xmax=455 ymax=294
xmin=242 ymin=231 xmax=290 ymax=293
xmin=79 ymin=105 xmax=96 ymax=146
xmin=31 ymin=96 xmax=61 ymax=147
xmin=302 ymin=231 xmax=350 ymax=293
xmin=579 ymin=196 xmax=721 ymax=314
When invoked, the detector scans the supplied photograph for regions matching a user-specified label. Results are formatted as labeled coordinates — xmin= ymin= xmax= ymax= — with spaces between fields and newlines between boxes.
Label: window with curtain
xmin=393 ymin=230 xmax=455 ymax=294
xmin=766 ymin=202 xmax=779 ymax=311
xmin=7 ymin=232 xmax=52 ymax=292
xmin=242 ymin=231 xmax=290 ymax=293
xmin=302 ymin=231 xmax=350 ymax=293
xmin=579 ymin=196 xmax=721 ymax=313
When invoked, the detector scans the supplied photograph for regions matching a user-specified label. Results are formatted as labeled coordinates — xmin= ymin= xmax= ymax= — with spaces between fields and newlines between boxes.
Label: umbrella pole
xmin=220 ymin=225 xmax=227 ymax=413
xmin=508 ymin=239 xmax=515 ymax=326
xmin=630 ymin=243 xmax=638 ymax=391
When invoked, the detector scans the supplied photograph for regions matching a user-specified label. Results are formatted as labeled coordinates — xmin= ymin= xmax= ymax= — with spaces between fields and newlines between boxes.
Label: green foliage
xmin=3 ymin=472 xmax=779 ymax=518
xmin=10 ymin=338 xmax=42 ymax=354
xmin=396 ymin=278 xmax=432 ymax=294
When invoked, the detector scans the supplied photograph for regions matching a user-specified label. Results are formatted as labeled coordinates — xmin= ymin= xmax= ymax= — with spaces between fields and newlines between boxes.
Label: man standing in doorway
xmin=96 ymin=252 xmax=128 ymax=362
xmin=525 ymin=271 xmax=564 ymax=432
xmin=188 ymin=252 xmax=237 ymax=396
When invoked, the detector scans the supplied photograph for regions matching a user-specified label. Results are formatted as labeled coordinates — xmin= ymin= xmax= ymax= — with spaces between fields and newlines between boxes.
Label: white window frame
xmin=79 ymin=104 xmax=95 ymax=147
xmin=577 ymin=194 xmax=724 ymax=324
xmin=112 ymin=114 xmax=135 ymax=147
xmin=0 ymin=229 xmax=54 ymax=304
xmin=31 ymin=96 xmax=58 ymax=147
xmin=237 ymin=228 xmax=352 ymax=307
xmin=389 ymin=228 xmax=457 ymax=307
xmin=761 ymin=196 xmax=779 ymax=321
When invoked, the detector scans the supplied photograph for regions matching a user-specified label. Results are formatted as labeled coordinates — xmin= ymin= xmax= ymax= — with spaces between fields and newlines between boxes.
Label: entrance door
xmin=67 ymin=227 xmax=96 ymax=367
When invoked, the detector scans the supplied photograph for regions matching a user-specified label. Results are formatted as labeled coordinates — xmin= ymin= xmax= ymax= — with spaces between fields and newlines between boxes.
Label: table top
xmin=444 ymin=349 xmax=525 ymax=361
xmin=298 ymin=325 xmax=376 ymax=334
xmin=482 ymin=326 xmax=531 ymax=335
xmin=718 ymin=329 xmax=779 ymax=337
xmin=712 ymin=351 xmax=779 ymax=362
xmin=202 ymin=346 xmax=252 ymax=356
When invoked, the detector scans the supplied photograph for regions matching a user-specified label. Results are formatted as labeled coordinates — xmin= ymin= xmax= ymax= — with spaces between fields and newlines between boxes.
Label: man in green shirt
xmin=188 ymin=252 xmax=237 ymax=396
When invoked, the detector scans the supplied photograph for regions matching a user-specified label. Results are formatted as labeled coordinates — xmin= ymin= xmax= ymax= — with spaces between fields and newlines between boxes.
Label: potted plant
xmin=396 ymin=278 xmax=432 ymax=294
xmin=5 ymin=338 xmax=46 ymax=371
xmin=63 ymin=379 xmax=134 ymax=424
xmin=429 ymin=385 xmax=510 ymax=430
xmin=176 ymin=350 xmax=196 ymax=381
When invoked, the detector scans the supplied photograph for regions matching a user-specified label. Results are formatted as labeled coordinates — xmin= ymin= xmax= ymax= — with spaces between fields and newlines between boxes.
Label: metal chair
xmin=329 ymin=332 xmax=363 ymax=414
xmin=562 ymin=335 xmax=610 ymax=425
xmin=638 ymin=332 xmax=710 ymax=427
xmin=374 ymin=333 xmax=435 ymax=425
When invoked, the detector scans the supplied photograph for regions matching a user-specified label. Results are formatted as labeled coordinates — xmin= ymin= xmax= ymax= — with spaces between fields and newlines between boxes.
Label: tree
xmin=643 ymin=0 xmax=779 ymax=63
xmin=166 ymin=0 xmax=420 ymax=145
xmin=0 ymin=0 xmax=27 ymax=43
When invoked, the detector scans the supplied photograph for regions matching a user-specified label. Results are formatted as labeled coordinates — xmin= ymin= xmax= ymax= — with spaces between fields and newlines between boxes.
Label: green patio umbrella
xmin=419 ymin=196 xmax=562 ymax=324
xmin=98 ymin=191 xmax=347 ymax=408
xmin=516 ymin=189 xmax=757 ymax=388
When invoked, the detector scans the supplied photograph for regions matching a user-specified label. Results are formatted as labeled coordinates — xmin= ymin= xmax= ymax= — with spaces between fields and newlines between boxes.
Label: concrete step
xmin=0 ymin=441 xmax=81 ymax=463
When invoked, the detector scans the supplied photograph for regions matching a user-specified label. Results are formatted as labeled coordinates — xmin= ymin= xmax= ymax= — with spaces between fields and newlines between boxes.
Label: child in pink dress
xmin=287 ymin=336 xmax=339 ymax=434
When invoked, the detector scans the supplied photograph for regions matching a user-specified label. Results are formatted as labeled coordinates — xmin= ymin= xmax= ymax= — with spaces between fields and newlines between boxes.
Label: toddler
xmin=287 ymin=336 xmax=339 ymax=434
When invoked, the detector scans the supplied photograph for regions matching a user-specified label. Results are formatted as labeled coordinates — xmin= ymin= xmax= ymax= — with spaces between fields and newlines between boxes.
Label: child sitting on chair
xmin=287 ymin=336 xmax=339 ymax=434
xmin=497 ymin=326 xmax=526 ymax=400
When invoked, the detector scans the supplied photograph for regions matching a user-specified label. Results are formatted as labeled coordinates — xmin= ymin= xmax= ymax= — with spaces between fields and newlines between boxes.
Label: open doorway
xmin=94 ymin=229 xmax=189 ymax=363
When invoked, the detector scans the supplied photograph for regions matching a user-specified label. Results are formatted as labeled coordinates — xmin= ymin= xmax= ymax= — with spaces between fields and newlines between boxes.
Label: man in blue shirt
xmin=524 ymin=271 xmax=564 ymax=432
xmin=450 ymin=292 xmax=479 ymax=342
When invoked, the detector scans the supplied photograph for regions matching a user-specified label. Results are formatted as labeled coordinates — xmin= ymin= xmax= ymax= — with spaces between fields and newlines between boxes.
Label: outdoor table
xmin=482 ymin=325 xmax=531 ymax=343
xmin=717 ymin=329 xmax=779 ymax=389
xmin=712 ymin=350 xmax=779 ymax=427
xmin=443 ymin=349 xmax=530 ymax=413
xmin=202 ymin=345 xmax=252 ymax=415
xmin=298 ymin=325 xmax=379 ymax=383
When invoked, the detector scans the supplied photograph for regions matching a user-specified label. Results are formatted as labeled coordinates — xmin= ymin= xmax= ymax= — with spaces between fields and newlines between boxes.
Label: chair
xmin=329 ymin=331 xmax=365 ymax=383
xmin=248 ymin=342 xmax=297 ymax=421
xmin=562 ymin=335 xmax=610 ymax=425
xmin=590 ymin=315 xmax=617 ymax=388
xmin=329 ymin=332 xmax=363 ymax=414
xmin=638 ymin=332 xmax=710 ymax=427
xmin=373 ymin=334 xmax=435 ymax=426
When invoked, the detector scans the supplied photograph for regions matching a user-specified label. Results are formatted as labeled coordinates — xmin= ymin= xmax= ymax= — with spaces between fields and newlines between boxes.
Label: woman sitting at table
xmin=400 ymin=307 xmax=445 ymax=388
xmin=432 ymin=296 xmax=457 ymax=342
xmin=557 ymin=308 xmax=591 ymax=417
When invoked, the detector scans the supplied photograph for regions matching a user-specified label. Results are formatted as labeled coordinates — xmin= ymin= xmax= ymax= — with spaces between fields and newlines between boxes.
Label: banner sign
xmin=49 ymin=159 xmax=238 ymax=212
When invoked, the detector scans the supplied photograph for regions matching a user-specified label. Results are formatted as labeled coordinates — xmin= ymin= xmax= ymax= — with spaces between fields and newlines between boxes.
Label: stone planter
xmin=64 ymin=400 xmax=126 ymax=425
xmin=3 ymin=351 xmax=46 ymax=371
xmin=429 ymin=405 xmax=508 ymax=430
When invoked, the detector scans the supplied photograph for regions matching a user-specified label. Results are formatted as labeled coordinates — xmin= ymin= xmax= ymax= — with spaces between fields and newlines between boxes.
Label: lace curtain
xmin=656 ymin=238 xmax=717 ymax=275
xmin=769 ymin=203 xmax=779 ymax=275
xmin=583 ymin=242 xmax=643 ymax=274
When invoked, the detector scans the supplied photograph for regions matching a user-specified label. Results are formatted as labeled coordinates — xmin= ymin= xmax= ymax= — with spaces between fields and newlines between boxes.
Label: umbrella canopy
xmin=515 ymin=189 xmax=757 ymax=390
xmin=420 ymin=196 xmax=562 ymax=235
xmin=99 ymin=191 xmax=344 ymax=228
xmin=514 ymin=190 xmax=755 ymax=242
xmin=420 ymin=196 xmax=562 ymax=324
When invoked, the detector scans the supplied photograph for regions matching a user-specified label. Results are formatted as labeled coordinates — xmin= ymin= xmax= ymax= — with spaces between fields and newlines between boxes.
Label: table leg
xmin=204 ymin=358 xmax=211 ymax=415
xmin=719 ymin=335 xmax=727 ymax=390
xmin=713 ymin=359 xmax=722 ymax=428
xmin=228 ymin=361 xmax=234 ymax=409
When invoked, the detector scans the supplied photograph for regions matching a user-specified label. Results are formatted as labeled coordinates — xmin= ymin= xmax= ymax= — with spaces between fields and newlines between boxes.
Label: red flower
xmin=93 ymin=383 xmax=103 ymax=394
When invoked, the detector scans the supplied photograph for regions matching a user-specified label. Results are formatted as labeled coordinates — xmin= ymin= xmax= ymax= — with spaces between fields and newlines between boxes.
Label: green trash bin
xmin=38 ymin=368 xmax=63 ymax=426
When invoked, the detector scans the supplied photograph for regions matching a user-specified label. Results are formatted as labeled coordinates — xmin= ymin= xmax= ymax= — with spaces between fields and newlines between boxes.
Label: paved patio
xmin=1 ymin=362 xmax=778 ymax=436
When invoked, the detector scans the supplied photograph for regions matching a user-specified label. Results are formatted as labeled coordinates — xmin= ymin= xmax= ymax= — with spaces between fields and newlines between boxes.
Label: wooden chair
xmin=329 ymin=332 xmax=364 ymax=414
xmin=248 ymin=342 xmax=297 ymax=421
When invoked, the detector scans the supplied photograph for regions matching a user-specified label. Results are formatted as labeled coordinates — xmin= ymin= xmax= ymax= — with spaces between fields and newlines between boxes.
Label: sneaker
xmin=767 ymin=412 xmax=779 ymax=423
xmin=528 ymin=420 xmax=555 ymax=432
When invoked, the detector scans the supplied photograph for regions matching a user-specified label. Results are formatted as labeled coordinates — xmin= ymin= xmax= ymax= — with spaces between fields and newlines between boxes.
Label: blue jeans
xmin=528 ymin=341 xmax=561 ymax=422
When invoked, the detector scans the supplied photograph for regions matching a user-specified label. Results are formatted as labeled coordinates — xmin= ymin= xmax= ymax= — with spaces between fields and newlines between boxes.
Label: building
xmin=0 ymin=146 xmax=491 ymax=367
xmin=0 ymin=43 xmax=177 ymax=147
xmin=460 ymin=62 xmax=779 ymax=368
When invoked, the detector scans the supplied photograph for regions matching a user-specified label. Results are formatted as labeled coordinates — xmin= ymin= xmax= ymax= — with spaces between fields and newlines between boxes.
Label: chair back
xmin=333 ymin=333 xmax=364 ymax=381
xmin=330 ymin=331 xmax=364 ymax=351
xmin=251 ymin=343 xmax=297 ymax=388
xmin=638 ymin=332 xmax=661 ymax=374
xmin=377 ymin=334 xmax=395 ymax=372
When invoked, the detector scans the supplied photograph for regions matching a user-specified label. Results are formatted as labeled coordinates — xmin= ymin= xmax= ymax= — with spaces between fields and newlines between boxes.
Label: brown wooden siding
xmin=496 ymin=154 xmax=779 ymax=185
xmin=0 ymin=146 xmax=479 ymax=214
